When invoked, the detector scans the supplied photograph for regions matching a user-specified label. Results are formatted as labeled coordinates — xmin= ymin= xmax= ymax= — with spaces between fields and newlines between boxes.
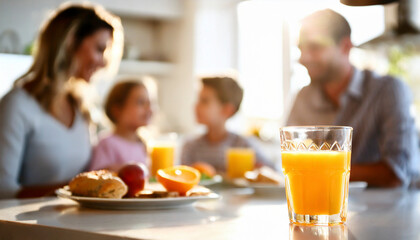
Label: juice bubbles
xmin=282 ymin=151 xmax=351 ymax=216
xmin=226 ymin=148 xmax=255 ymax=179
xmin=150 ymin=145 xmax=174 ymax=177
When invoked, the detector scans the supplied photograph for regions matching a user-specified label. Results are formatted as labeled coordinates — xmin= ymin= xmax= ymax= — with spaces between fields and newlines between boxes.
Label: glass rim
xmin=280 ymin=125 xmax=353 ymax=131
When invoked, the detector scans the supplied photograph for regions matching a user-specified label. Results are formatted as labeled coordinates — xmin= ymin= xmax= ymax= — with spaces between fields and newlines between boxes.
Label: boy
xmin=181 ymin=77 xmax=271 ymax=172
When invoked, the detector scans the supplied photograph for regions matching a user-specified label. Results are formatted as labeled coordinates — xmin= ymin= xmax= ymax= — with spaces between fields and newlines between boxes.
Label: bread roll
xmin=245 ymin=167 xmax=284 ymax=185
xmin=69 ymin=170 xmax=128 ymax=198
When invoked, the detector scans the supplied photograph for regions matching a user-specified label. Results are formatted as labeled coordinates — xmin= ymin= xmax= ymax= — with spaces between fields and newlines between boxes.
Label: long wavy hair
xmin=14 ymin=4 xmax=123 ymax=116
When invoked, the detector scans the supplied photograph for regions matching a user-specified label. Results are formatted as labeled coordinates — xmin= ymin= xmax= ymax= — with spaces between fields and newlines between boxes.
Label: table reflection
xmin=289 ymin=224 xmax=348 ymax=240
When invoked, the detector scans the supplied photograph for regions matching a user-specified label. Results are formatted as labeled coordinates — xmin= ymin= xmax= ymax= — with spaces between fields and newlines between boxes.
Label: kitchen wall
xmin=194 ymin=0 xmax=241 ymax=75
xmin=0 ymin=0 xmax=216 ymax=135
xmin=0 ymin=0 xmax=182 ymax=53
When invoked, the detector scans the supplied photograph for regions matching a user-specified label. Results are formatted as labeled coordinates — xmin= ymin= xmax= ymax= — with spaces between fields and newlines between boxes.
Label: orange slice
xmin=156 ymin=165 xmax=201 ymax=196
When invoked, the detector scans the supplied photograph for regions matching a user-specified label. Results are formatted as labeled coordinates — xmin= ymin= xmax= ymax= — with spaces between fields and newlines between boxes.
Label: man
xmin=287 ymin=9 xmax=419 ymax=187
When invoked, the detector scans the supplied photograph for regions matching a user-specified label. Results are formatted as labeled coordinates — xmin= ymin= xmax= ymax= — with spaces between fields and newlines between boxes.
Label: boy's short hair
xmin=104 ymin=80 xmax=145 ymax=124
xmin=201 ymin=77 xmax=243 ymax=114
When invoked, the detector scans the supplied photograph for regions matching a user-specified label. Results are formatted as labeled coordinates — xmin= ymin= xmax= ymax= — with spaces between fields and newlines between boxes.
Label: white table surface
xmin=0 ymin=187 xmax=419 ymax=240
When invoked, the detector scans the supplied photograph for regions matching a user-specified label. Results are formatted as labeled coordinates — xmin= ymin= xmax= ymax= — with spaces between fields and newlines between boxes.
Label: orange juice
xmin=150 ymin=145 xmax=174 ymax=176
xmin=226 ymin=148 xmax=255 ymax=178
xmin=282 ymin=151 xmax=351 ymax=215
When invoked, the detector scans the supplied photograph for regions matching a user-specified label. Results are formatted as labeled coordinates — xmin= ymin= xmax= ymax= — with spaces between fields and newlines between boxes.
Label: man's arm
xmin=349 ymin=76 xmax=419 ymax=188
xmin=350 ymin=162 xmax=402 ymax=187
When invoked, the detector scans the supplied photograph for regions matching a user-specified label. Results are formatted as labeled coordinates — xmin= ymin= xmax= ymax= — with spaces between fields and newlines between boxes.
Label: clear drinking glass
xmin=150 ymin=143 xmax=175 ymax=177
xmin=289 ymin=223 xmax=348 ymax=240
xmin=280 ymin=126 xmax=353 ymax=225
xmin=226 ymin=148 xmax=255 ymax=179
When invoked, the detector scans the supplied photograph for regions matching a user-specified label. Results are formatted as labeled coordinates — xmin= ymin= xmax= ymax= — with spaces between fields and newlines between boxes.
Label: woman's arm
xmin=0 ymin=89 xmax=32 ymax=198
xmin=17 ymin=183 xmax=67 ymax=198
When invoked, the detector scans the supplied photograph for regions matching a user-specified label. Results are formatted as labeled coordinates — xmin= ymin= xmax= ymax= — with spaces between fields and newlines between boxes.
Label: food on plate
xmin=157 ymin=165 xmax=201 ymax=196
xmin=66 ymin=166 xmax=213 ymax=200
xmin=244 ymin=166 xmax=284 ymax=185
xmin=118 ymin=163 xmax=148 ymax=197
xmin=134 ymin=182 xmax=179 ymax=198
xmin=136 ymin=190 xmax=180 ymax=198
xmin=188 ymin=185 xmax=213 ymax=197
xmin=192 ymin=162 xmax=216 ymax=179
xmin=69 ymin=170 xmax=128 ymax=198
xmin=136 ymin=183 xmax=211 ymax=198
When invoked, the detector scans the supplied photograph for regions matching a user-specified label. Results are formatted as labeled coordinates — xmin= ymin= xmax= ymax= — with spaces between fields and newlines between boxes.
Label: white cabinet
xmin=98 ymin=0 xmax=183 ymax=19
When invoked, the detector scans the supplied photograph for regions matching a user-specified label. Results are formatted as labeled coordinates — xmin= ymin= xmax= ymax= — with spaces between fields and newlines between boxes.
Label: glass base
xmin=289 ymin=211 xmax=346 ymax=226
xmin=289 ymin=223 xmax=348 ymax=239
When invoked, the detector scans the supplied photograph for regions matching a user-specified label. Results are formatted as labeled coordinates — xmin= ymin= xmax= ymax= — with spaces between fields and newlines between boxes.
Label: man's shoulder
xmin=364 ymin=70 xmax=403 ymax=87
xmin=363 ymin=70 xmax=409 ymax=95
xmin=298 ymin=84 xmax=317 ymax=94
xmin=295 ymin=84 xmax=319 ymax=100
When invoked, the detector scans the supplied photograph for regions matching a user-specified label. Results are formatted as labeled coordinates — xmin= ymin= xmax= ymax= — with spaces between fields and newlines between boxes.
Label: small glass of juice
xmin=150 ymin=143 xmax=175 ymax=177
xmin=226 ymin=148 xmax=255 ymax=179
xmin=280 ymin=126 xmax=353 ymax=225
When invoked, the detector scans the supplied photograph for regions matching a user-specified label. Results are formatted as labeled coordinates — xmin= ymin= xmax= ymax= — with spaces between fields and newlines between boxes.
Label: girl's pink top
xmin=89 ymin=134 xmax=148 ymax=171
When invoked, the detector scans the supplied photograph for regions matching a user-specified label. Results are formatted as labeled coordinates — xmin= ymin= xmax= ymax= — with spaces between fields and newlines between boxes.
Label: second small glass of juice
xmin=226 ymin=148 xmax=255 ymax=179
xmin=280 ymin=126 xmax=353 ymax=225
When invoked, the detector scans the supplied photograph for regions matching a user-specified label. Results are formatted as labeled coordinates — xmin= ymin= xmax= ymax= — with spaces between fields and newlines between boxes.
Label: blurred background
xmin=1 ymin=0 xmax=419 ymax=165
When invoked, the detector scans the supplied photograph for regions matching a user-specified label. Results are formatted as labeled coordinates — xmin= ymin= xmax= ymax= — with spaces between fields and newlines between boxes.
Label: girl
xmin=89 ymin=80 xmax=152 ymax=171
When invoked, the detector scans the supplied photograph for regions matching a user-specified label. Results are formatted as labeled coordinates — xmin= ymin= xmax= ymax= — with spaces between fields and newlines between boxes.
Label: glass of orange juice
xmin=226 ymin=148 xmax=255 ymax=179
xmin=150 ymin=143 xmax=175 ymax=177
xmin=280 ymin=126 xmax=353 ymax=225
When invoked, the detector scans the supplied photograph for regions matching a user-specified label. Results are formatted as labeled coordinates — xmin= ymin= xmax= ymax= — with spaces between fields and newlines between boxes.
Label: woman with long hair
xmin=0 ymin=4 xmax=123 ymax=198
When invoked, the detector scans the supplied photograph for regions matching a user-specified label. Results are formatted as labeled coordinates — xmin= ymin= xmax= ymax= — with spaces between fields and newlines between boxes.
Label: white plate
xmin=231 ymin=179 xmax=367 ymax=195
xmin=232 ymin=179 xmax=367 ymax=189
xmin=230 ymin=178 xmax=284 ymax=195
xmin=231 ymin=178 xmax=284 ymax=189
xmin=200 ymin=175 xmax=223 ymax=186
xmin=55 ymin=188 xmax=220 ymax=210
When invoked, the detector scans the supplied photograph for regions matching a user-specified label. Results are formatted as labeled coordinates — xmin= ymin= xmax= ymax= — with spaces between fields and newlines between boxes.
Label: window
xmin=237 ymin=0 xmax=384 ymax=125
